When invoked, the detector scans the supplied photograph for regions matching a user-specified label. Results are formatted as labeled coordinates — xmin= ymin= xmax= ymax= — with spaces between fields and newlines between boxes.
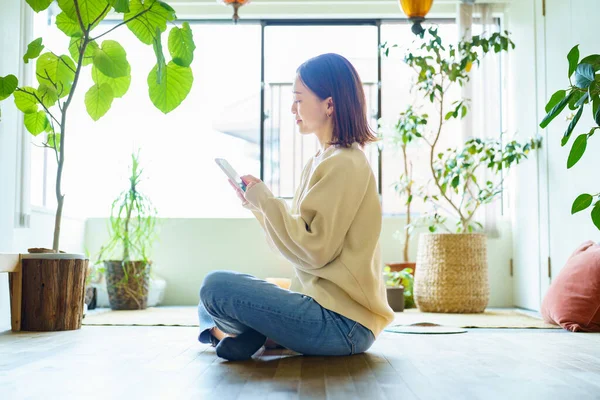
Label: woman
xmin=198 ymin=53 xmax=395 ymax=361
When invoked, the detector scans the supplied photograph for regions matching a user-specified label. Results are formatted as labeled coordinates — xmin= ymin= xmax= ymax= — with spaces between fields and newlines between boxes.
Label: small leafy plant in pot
xmin=97 ymin=151 xmax=157 ymax=310
xmin=383 ymin=265 xmax=415 ymax=312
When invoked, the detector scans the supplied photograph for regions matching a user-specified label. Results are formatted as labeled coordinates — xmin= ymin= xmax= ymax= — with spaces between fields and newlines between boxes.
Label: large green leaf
xmin=567 ymin=45 xmax=579 ymax=78
xmin=91 ymin=65 xmax=130 ymax=98
xmin=572 ymin=193 xmax=593 ymax=214
xmin=23 ymin=38 xmax=45 ymax=64
xmin=85 ymin=83 xmax=114 ymax=121
xmin=125 ymin=0 xmax=175 ymax=45
xmin=36 ymin=53 xmax=76 ymax=98
xmin=92 ymin=40 xmax=130 ymax=78
xmin=592 ymin=202 xmax=600 ymax=231
xmin=574 ymin=63 xmax=595 ymax=89
xmin=24 ymin=111 xmax=49 ymax=136
xmin=581 ymin=54 xmax=600 ymax=71
xmin=0 ymin=75 xmax=18 ymax=101
xmin=56 ymin=12 xmax=83 ymax=37
xmin=57 ymin=0 xmax=110 ymax=29
xmin=545 ymin=90 xmax=566 ymax=113
xmin=567 ymin=133 xmax=587 ymax=168
xmin=25 ymin=0 xmax=54 ymax=12
xmin=148 ymin=61 xmax=193 ymax=114
xmin=168 ymin=22 xmax=195 ymax=68
xmin=110 ymin=0 xmax=130 ymax=12
xmin=69 ymin=37 xmax=99 ymax=66
xmin=13 ymin=87 xmax=39 ymax=113
xmin=561 ymin=105 xmax=584 ymax=146
xmin=540 ymin=91 xmax=573 ymax=129
xmin=37 ymin=84 xmax=59 ymax=108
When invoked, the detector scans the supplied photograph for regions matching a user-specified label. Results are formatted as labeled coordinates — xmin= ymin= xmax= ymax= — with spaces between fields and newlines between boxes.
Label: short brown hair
xmin=296 ymin=53 xmax=378 ymax=147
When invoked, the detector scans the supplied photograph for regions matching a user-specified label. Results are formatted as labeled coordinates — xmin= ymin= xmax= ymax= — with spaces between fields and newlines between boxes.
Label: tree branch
xmin=15 ymin=88 xmax=62 ymax=128
xmin=90 ymin=6 xmax=153 ymax=41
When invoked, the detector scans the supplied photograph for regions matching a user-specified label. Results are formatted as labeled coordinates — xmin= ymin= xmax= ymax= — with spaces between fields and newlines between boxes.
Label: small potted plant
xmin=384 ymin=265 xmax=415 ymax=312
xmin=97 ymin=151 xmax=158 ymax=310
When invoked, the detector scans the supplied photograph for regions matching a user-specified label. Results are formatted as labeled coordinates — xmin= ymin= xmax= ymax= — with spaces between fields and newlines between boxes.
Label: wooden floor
xmin=1 ymin=325 xmax=599 ymax=400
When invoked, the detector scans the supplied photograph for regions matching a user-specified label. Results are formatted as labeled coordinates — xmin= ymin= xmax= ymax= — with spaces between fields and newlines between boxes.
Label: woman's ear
xmin=326 ymin=97 xmax=334 ymax=117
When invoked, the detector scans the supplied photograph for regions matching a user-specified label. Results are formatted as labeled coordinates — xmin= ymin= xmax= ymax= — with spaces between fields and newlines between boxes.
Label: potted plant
xmin=0 ymin=1 xmax=195 ymax=330
xmin=539 ymin=46 xmax=600 ymax=228
xmin=379 ymin=106 xmax=428 ymax=275
xmin=383 ymin=265 xmax=415 ymax=312
xmin=382 ymin=28 xmax=541 ymax=313
xmin=96 ymin=151 xmax=157 ymax=310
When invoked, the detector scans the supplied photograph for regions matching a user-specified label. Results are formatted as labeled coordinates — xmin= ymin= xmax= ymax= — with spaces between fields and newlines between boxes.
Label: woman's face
xmin=291 ymin=74 xmax=332 ymax=135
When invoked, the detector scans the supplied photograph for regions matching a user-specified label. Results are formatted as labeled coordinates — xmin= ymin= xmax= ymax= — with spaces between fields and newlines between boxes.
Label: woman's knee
xmin=199 ymin=270 xmax=236 ymax=302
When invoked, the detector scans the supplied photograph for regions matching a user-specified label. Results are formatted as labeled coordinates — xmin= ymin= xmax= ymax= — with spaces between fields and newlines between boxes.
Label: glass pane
xmin=33 ymin=12 xmax=261 ymax=217
xmin=263 ymin=25 xmax=379 ymax=199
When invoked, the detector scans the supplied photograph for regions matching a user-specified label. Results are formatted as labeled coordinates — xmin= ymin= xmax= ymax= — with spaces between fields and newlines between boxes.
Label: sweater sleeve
xmin=244 ymin=156 xmax=369 ymax=270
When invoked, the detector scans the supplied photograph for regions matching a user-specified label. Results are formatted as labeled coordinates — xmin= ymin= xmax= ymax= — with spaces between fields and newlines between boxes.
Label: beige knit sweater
xmin=243 ymin=142 xmax=395 ymax=337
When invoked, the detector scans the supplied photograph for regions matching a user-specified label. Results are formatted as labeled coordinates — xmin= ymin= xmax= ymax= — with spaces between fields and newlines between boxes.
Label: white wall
xmin=507 ymin=0 xmax=600 ymax=311
xmin=85 ymin=216 xmax=514 ymax=307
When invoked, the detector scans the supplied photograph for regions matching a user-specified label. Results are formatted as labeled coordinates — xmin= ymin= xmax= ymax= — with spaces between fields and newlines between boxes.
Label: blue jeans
xmin=198 ymin=270 xmax=375 ymax=356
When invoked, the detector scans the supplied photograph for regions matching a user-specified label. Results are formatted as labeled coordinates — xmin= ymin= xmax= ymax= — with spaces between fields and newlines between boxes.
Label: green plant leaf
xmin=93 ymin=40 xmax=130 ymax=78
xmin=35 ymin=53 xmax=76 ymax=98
xmin=567 ymin=133 xmax=587 ymax=168
xmin=574 ymin=92 xmax=589 ymax=108
xmin=56 ymin=12 xmax=82 ymax=37
xmin=125 ymin=0 xmax=174 ymax=45
xmin=168 ymin=22 xmax=195 ymax=68
xmin=545 ymin=90 xmax=566 ymax=113
xmin=13 ymin=87 xmax=39 ymax=113
xmin=561 ymin=105 xmax=584 ymax=146
xmin=23 ymin=38 xmax=45 ymax=64
xmin=47 ymin=133 xmax=61 ymax=151
xmin=540 ymin=91 xmax=573 ymax=129
xmin=24 ymin=111 xmax=48 ymax=135
xmin=69 ymin=37 xmax=99 ymax=66
xmin=152 ymin=27 xmax=165 ymax=84
xmin=26 ymin=0 xmax=54 ymax=12
xmin=567 ymin=45 xmax=579 ymax=77
xmin=0 ymin=75 xmax=18 ymax=101
xmin=57 ymin=0 xmax=110 ymax=29
xmin=148 ymin=61 xmax=193 ymax=114
xmin=592 ymin=202 xmax=600 ymax=231
xmin=581 ymin=54 xmax=600 ymax=70
xmin=91 ymin=65 xmax=130 ymax=98
xmin=572 ymin=193 xmax=593 ymax=214
xmin=85 ymin=83 xmax=114 ymax=121
xmin=110 ymin=0 xmax=129 ymax=12
xmin=574 ymin=63 xmax=595 ymax=89
xmin=37 ymin=84 xmax=58 ymax=108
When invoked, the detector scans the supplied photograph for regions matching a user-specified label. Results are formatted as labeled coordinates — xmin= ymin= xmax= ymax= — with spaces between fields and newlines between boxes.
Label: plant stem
xmin=428 ymin=78 xmax=467 ymax=231
xmin=52 ymin=2 xmax=89 ymax=253
xmin=402 ymin=143 xmax=411 ymax=263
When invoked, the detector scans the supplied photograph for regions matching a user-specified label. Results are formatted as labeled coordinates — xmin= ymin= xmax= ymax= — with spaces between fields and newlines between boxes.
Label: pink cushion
xmin=541 ymin=240 xmax=600 ymax=332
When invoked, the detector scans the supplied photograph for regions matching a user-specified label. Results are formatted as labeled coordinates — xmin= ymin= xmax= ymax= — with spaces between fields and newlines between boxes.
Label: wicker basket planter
xmin=414 ymin=233 xmax=489 ymax=313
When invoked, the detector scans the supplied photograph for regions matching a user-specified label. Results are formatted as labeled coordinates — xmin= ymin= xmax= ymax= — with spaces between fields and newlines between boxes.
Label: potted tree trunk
xmin=0 ymin=0 xmax=195 ymax=331
xmin=97 ymin=151 xmax=157 ymax=310
xmin=382 ymin=28 xmax=540 ymax=313
xmin=379 ymin=106 xmax=427 ymax=276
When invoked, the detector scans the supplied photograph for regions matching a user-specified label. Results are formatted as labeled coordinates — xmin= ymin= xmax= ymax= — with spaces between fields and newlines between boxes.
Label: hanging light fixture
xmin=218 ymin=0 xmax=251 ymax=24
xmin=398 ymin=0 xmax=434 ymax=36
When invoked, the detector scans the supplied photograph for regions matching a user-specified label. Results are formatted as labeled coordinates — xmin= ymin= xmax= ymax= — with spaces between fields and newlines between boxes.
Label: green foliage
xmin=383 ymin=266 xmax=415 ymax=308
xmin=0 ymin=0 xmax=195 ymax=252
xmin=541 ymin=46 xmax=600 ymax=230
xmin=97 ymin=151 xmax=158 ymax=265
xmin=382 ymin=27 xmax=539 ymax=234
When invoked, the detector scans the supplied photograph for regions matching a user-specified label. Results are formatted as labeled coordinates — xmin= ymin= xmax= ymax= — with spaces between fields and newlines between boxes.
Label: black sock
xmin=215 ymin=328 xmax=267 ymax=361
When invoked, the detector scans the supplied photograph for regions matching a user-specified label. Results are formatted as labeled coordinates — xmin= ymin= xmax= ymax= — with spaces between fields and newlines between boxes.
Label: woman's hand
xmin=228 ymin=175 xmax=262 ymax=206
xmin=240 ymin=175 xmax=262 ymax=192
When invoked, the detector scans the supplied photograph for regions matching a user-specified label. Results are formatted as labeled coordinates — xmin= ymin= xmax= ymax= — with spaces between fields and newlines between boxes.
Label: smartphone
xmin=215 ymin=158 xmax=247 ymax=191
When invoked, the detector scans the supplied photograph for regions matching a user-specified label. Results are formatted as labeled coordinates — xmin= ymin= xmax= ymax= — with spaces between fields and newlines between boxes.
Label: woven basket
xmin=414 ymin=233 xmax=489 ymax=313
